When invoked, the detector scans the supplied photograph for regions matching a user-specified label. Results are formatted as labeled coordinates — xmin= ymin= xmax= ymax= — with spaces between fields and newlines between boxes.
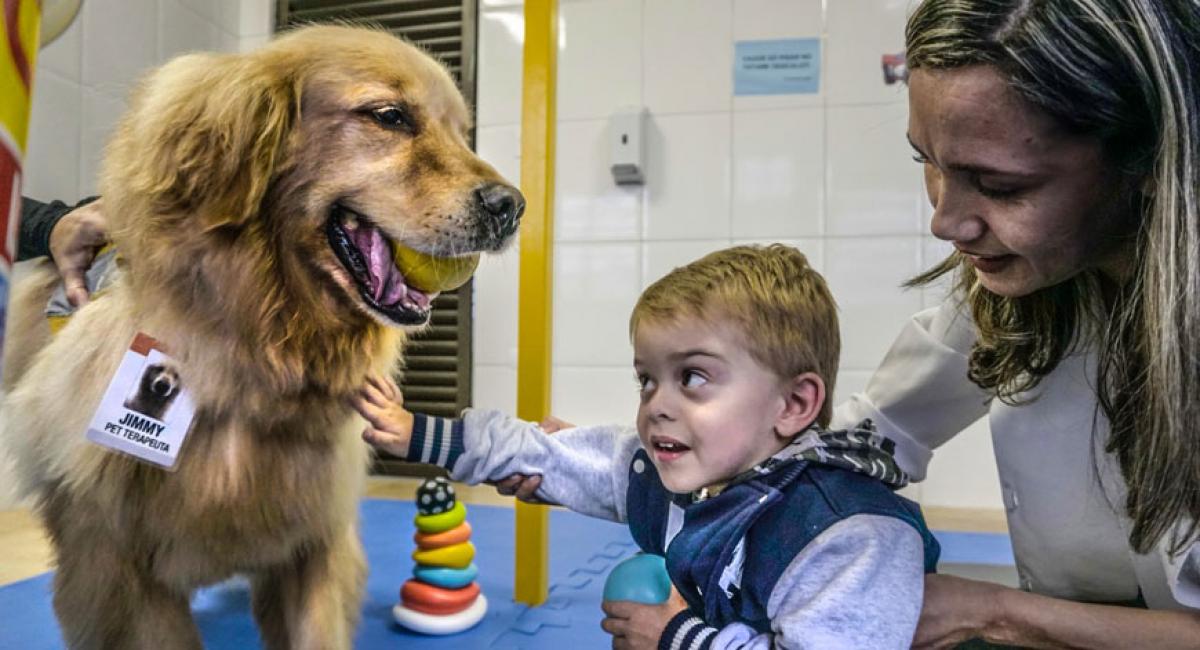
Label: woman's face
xmin=908 ymin=65 xmax=1135 ymax=297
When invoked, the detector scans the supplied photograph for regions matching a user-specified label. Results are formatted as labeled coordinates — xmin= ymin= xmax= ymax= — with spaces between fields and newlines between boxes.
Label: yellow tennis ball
xmin=393 ymin=246 xmax=480 ymax=293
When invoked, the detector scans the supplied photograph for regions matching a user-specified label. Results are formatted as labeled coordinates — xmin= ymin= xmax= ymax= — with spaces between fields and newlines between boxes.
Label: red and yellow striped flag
xmin=0 ymin=0 xmax=42 ymax=373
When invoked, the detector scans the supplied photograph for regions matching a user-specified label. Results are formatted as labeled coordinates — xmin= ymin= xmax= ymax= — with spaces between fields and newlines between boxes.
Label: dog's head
xmin=102 ymin=25 xmax=522 ymax=330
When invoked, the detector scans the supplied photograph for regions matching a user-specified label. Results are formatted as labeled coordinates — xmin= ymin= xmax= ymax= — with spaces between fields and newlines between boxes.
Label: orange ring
xmin=414 ymin=522 xmax=472 ymax=549
xmin=400 ymin=580 xmax=480 ymax=616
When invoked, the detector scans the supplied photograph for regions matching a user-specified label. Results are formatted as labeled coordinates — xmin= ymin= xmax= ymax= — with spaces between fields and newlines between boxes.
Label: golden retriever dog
xmin=0 ymin=25 xmax=521 ymax=648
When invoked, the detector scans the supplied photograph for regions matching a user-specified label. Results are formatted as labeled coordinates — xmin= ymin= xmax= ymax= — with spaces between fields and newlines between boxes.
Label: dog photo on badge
xmin=123 ymin=360 xmax=181 ymax=421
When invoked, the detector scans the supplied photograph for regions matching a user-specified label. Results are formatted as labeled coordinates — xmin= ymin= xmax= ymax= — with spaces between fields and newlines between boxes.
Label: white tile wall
xmin=477 ymin=7 xmax=525 ymax=127
xmin=24 ymin=71 xmax=81 ymax=203
xmin=471 ymin=247 xmax=520 ymax=367
xmin=477 ymin=124 xmax=522 ymax=185
xmin=472 ymin=0 xmax=1002 ymax=511
xmin=551 ymin=241 xmax=642 ymax=366
xmin=921 ymin=418 xmax=1001 ymax=509
xmin=25 ymin=0 xmax=263 ymax=202
xmin=825 ymin=236 xmax=923 ymax=371
xmin=81 ymin=0 xmax=159 ymax=94
xmin=36 ymin=15 xmax=82 ymax=82
xmin=825 ymin=0 xmax=910 ymax=106
xmin=557 ymin=0 xmax=642 ymax=122
xmin=78 ymin=88 xmax=127 ymax=196
xmin=160 ymin=0 xmax=223 ymax=61
xmin=473 ymin=365 xmax=518 ymax=413
xmin=733 ymin=0 xmax=822 ymax=44
xmin=643 ymin=113 xmax=731 ymax=240
xmin=825 ymin=103 xmax=924 ymax=236
xmin=642 ymin=0 xmax=732 ymax=115
xmin=732 ymin=108 xmax=824 ymax=239
xmin=552 ymin=367 xmax=640 ymax=426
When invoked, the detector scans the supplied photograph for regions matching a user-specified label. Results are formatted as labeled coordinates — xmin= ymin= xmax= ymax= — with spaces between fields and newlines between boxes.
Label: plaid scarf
xmin=692 ymin=419 xmax=909 ymax=503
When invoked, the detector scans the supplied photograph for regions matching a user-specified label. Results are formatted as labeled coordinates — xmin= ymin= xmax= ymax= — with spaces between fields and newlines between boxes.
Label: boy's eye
xmin=635 ymin=373 xmax=655 ymax=392
xmin=681 ymin=370 xmax=707 ymax=388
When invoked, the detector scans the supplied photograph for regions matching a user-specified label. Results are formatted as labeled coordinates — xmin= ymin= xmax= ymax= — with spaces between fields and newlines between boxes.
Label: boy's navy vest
xmin=625 ymin=449 xmax=940 ymax=633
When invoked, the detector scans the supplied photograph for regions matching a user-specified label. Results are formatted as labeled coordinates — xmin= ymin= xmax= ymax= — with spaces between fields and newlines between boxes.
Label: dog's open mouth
xmin=326 ymin=205 xmax=434 ymax=325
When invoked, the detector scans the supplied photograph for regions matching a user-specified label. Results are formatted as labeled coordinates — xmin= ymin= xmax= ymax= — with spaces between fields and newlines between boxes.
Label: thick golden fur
xmin=0 ymin=25 xmax=515 ymax=648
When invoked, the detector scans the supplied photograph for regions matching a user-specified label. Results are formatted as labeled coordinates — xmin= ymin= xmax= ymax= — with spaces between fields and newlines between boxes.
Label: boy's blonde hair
xmin=630 ymin=244 xmax=840 ymax=426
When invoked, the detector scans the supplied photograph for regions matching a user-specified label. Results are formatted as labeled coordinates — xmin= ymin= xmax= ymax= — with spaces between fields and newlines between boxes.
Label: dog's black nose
xmin=476 ymin=184 xmax=525 ymax=240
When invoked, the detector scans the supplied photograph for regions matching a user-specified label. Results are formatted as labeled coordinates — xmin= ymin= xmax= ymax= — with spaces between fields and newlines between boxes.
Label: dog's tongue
xmin=350 ymin=223 xmax=396 ymax=303
xmin=348 ymin=220 xmax=431 ymax=309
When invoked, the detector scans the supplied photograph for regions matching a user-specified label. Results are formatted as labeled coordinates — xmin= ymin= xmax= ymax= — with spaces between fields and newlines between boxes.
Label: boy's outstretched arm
xmin=351 ymin=373 xmax=641 ymax=523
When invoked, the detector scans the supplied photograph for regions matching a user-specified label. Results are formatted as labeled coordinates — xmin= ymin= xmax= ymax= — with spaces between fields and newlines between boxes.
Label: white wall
xmin=23 ymin=0 xmax=274 ymax=203
xmin=470 ymin=0 xmax=1001 ymax=511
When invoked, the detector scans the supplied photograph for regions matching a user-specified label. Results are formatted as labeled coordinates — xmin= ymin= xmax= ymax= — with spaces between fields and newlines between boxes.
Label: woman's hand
xmin=49 ymin=199 xmax=108 ymax=307
xmin=601 ymin=586 xmax=689 ymax=650
xmin=912 ymin=574 xmax=1007 ymax=649
xmin=351 ymin=372 xmax=415 ymax=457
xmin=488 ymin=416 xmax=575 ymax=504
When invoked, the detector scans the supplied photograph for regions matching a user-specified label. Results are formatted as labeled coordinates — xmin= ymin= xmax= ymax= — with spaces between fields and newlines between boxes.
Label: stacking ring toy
xmin=394 ymin=477 xmax=487 ymax=635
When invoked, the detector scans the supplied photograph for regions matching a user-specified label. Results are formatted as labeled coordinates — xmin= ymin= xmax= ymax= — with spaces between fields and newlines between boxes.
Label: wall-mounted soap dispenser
xmin=610 ymin=107 xmax=646 ymax=186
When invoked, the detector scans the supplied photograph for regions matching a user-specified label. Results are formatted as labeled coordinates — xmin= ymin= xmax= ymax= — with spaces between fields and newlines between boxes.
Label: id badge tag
xmin=85 ymin=333 xmax=196 ymax=470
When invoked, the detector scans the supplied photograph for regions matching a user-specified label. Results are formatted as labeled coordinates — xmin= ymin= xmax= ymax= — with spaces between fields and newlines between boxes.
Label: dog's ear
xmin=106 ymin=51 xmax=298 ymax=230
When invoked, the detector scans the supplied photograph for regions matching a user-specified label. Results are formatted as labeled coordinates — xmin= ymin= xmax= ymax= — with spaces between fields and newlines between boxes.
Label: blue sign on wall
xmin=734 ymin=38 xmax=821 ymax=96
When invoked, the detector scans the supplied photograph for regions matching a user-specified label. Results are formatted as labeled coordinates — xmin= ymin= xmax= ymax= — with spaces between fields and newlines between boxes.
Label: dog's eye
xmin=372 ymin=106 xmax=412 ymax=130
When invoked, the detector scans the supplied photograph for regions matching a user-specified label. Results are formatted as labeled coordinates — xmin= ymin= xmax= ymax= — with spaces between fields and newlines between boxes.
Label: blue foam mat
xmin=0 ymin=499 xmax=1011 ymax=649
xmin=1 ymin=500 xmax=638 ymax=650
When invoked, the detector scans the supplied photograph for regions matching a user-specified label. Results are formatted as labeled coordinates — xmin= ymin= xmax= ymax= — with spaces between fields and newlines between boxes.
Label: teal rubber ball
xmin=602 ymin=554 xmax=670 ymax=604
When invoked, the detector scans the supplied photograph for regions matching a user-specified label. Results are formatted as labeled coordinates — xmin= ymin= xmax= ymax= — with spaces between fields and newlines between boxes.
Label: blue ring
xmin=414 ymin=563 xmax=478 ymax=589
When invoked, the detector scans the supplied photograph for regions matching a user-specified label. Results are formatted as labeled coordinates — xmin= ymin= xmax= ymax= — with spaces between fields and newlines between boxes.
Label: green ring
xmin=415 ymin=500 xmax=466 ymax=533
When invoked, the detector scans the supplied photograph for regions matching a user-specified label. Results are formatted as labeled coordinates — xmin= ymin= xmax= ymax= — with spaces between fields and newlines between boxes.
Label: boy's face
xmin=633 ymin=317 xmax=796 ymax=494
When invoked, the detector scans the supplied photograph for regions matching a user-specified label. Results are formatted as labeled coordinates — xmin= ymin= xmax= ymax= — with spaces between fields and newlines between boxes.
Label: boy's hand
xmin=352 ymin=372 xmax=414 ymax=457
xmin=600 ymin=586 xmax=689 ymax=650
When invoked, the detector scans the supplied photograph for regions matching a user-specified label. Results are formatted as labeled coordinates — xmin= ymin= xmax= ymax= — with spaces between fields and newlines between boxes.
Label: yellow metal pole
xmin=514 ymin=0 xmax=557 ymax=606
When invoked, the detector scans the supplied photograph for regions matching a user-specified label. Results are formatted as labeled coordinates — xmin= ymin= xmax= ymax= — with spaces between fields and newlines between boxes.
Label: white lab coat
xmin=833 ymin=301 xmax=1200 ymax=610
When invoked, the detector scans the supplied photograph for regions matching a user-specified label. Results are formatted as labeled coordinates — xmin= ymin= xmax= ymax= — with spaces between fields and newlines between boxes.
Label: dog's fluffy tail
xmin=0 ymin=259 xmax=60 ymax=508
xmin=2 ymin=259 xmax=60 ymax=392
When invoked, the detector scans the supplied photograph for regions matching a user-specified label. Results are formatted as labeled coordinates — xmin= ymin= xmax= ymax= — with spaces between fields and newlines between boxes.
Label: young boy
xmin=354 ymin=244 xmax=939 ymax=649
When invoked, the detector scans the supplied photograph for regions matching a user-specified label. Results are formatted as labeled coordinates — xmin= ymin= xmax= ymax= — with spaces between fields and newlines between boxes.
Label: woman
xmin=849 ymin=0 xmax=1200 ymax=646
